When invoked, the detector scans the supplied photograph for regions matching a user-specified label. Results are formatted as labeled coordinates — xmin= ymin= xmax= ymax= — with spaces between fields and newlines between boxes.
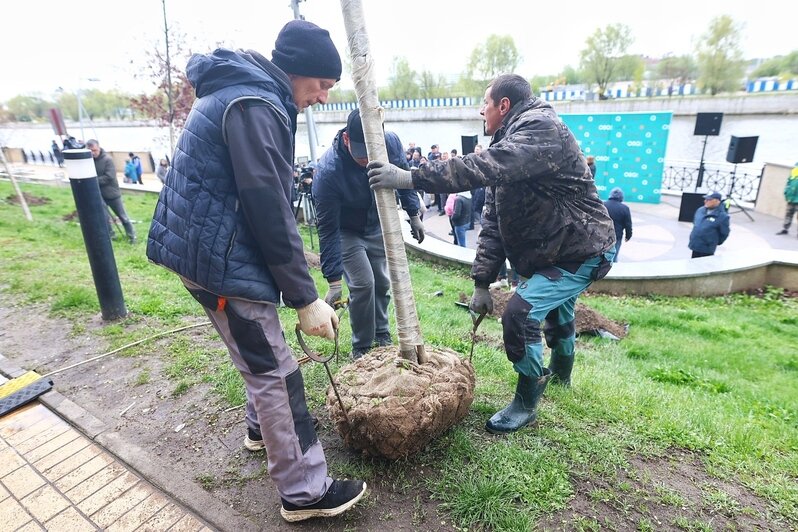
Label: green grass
xmin=1 ymin=181 xmax=797 ymax=529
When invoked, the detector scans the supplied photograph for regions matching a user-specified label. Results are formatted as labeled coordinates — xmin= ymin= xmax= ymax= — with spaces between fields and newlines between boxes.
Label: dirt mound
xmin=304 ymin=250 xmax=321 ymax=269
xmin=459 ymin=288 xmax=628 ymax=339
xmin=7 ymin=192 xmax=50 ymax=206
xmin=327 ymin=346 xmax=475 ymax=460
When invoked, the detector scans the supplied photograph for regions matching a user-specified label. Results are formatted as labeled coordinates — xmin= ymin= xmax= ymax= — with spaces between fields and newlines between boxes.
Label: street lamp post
xmin=290 ymin=0 xmax=320 ymax=163
xmin=76 ymin=77 xmax=100 ymax=142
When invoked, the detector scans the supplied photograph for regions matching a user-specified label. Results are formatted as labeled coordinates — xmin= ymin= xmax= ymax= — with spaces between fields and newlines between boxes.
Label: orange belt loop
xmin=217 ymin=297 xmax=227 ymax=312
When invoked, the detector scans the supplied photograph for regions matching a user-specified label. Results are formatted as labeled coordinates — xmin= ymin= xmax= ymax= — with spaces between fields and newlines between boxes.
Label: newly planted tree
xmin=329 ymin=0 xmax=475 ymax=460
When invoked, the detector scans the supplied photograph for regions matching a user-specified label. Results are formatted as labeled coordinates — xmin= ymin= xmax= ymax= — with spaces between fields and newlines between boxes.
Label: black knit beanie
xmin=271 ymin=20 xmax=342 ymax=81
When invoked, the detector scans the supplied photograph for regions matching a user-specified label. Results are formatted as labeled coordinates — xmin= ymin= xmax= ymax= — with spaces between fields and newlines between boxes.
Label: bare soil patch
xmin=0 ymin=294 xmax=451 ymax=531
xmin=458 ymin=288 xmax=629 ymax=339
xmin=6 ymin=192 xmax=50 ymax=206
xmin=304 ymin=250 xmax=321 ymax=269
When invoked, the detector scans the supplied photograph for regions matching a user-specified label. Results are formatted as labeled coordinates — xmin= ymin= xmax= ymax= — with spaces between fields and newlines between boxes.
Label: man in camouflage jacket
xmin=368 ymin=74 xmax=616 ymax=434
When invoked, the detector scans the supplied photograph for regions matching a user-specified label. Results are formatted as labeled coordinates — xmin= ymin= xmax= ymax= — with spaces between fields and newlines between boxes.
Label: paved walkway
xmin=0 ymin=396 xmax=212 ymax=531
xmin=421 ymin=194 xmax=798 ymax=262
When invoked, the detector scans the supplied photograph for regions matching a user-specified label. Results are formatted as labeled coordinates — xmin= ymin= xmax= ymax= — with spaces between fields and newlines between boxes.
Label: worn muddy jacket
xmin=411 ymin=98 xmax=616 ymax=285
xmin=147 ymin=49 xmax=316 ymax=308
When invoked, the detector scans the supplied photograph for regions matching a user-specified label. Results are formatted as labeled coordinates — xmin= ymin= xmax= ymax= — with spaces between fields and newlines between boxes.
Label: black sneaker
xmin=280 ymin=479 xmax=367 ymax=522
xmin=244 ymin=427 xmax=265 ymax=451
xmin=777 ymin=229 xmax=788 ymax=235
xmin=351 ymin=347 xmax=370 ymax=360
xmin=375 ymin=333 xmax=392 ymax=347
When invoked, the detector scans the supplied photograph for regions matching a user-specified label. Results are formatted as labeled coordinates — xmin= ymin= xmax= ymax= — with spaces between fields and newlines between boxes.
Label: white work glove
xmin=323 ymin=280 xmax=343 ymax=307
xmin=296 ymin=299 xmax=339 ymax=340
xmin=367 ymin=161 xmax=414 ymax=190
xmin=408 ymin=215 xmax=425 ymax=243
xmin=470 ymin=286 xmax=493 ymax=315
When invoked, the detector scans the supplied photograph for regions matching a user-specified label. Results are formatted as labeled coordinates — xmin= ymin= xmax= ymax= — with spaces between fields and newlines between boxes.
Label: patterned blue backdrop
xmin=561 ymin=112 xmax=672 ymax=204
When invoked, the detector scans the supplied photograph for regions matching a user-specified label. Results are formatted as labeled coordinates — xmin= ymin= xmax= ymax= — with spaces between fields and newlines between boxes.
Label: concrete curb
xmin=0 ymin=354 xmax=257 ymax=532
xmin=400 ymin=217 xmax=798 ymax=296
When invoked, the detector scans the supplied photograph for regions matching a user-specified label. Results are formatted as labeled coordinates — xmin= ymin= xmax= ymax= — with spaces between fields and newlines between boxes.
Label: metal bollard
xmin=63 ymin=149 xmax=127 ymax=320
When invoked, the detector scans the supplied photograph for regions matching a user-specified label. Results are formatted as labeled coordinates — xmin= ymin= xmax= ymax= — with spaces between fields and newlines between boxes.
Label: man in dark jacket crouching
xmin=368 ymin=74 xmax=616 ymax=434
xmin=146 ymin=20 xmax=366 ymax=522
xmin=313 ymin=109 xmax=423 ymax=360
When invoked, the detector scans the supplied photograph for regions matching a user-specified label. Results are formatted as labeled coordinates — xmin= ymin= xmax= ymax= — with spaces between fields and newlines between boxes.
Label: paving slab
xmin=0 ymin=401 xmax=218 ymax=531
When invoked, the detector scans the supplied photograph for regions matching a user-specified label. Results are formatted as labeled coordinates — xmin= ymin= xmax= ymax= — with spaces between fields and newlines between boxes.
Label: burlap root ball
xmin=326 ymin=346 xmax=475 ymax=460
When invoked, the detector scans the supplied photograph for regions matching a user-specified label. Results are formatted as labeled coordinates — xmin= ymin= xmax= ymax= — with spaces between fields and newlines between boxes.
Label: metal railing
xmin=661 ymin=161 xmax=763 ymax=203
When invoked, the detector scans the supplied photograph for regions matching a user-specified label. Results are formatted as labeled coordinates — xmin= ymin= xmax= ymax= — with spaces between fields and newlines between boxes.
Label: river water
xmin=2 ymin=113 xmax=796 ymax=169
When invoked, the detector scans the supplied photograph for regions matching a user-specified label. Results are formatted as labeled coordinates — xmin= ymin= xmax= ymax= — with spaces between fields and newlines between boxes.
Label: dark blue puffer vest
xmin=147 ymin=49 xmax=297 ymax=303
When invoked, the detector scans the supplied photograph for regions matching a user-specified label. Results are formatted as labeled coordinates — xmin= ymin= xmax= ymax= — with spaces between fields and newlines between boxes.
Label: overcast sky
xmin=2 ymin=0 xmax=793 ymax=101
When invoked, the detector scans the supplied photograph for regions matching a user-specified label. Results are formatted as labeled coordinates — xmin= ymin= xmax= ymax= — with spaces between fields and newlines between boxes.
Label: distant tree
xmin=327 ymin=86 xmax=357 ymax=104
xmin=656 ymin=54 xmax=698 ymax=86
xmin=466 ymin=34 xmax=521 ymax=83
xmin=751 ymin=57 xmax=783 ymax=78
xmin=384 ymin=57 xmax=419 ymax=100
xmin=417 ymin=70 xmax=449 ymax=99
xmin=695 ymin=15 xmax=746 ymax=95
xmin=54 ymin=92 xmax=79 ymax=121
xmin=130 ymin=18 xmax=198 ymax=152
xmin=616 ymin=55 xmax=645 ymax=81
xmin=79 ymin=89 xmax=133 ymax=121
xmin=560 ymin=66 xmax=586 ymax=85
xmin=785 ymin=51 xmax=798 ymax=76
xmin=5 ymin=95 xmax=50 ymax=122
xmin=450 ymin=75 xmax=484 ymax=99
xmin=579 ymin=24 xmax=634 ymax=99
xmin=751 ymin=50 xmax=798 ymax=78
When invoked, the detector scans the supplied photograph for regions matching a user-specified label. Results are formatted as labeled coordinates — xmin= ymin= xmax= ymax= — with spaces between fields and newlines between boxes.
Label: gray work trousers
xmin=182 ymin=279 xmax=331 ymax=505
xmin=340 ymin=228 xmax=391 ymax=351
xmin=104 ymin=196 xmax=136 ymax=241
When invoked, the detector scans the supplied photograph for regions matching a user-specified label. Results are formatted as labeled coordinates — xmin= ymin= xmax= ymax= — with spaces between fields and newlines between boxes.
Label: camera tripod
xmin=726 ymin=165 xmax=754 ymax=222
xmin=294 ymin=191 xmax=318 ymax=250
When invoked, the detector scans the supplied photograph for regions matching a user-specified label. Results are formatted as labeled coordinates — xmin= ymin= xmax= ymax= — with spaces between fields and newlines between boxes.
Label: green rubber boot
xmin=485 ymin=369 xmax=551 ymax=434
xmin=548 ymin=352 xmax=574 ymax=386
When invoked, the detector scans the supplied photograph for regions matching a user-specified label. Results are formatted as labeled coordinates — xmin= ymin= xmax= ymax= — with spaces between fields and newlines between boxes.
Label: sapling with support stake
xmin=325 ymin=0 xmax=475 ymax=460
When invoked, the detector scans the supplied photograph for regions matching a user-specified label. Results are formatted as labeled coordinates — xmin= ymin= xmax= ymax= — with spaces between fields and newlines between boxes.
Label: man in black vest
xmin=146 ymin=21 xmax=366 ymax=522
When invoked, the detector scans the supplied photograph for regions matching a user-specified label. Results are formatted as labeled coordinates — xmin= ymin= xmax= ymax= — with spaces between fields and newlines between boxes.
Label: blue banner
xmin=561 ymin=112 xmax=672 ymax=203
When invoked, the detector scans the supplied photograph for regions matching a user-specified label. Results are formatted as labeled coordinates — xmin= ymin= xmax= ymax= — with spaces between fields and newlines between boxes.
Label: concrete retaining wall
xmin=591 ymin=251 xmax=798 ymax=296
xmin=309 ymin=93 xmax=798 ymax=124
xmin=755 ymin=163 xmax=793 ymax=218
xmin=401 ymin=222 xmax=798 ymax=296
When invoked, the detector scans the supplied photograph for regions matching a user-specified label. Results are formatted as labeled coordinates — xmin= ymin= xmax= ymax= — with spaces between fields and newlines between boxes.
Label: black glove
xmin=367 ymin=161 xmax=413 ymax=190
xmin=408 ymin=215 xmax=425 ymax=243
xmin=470 ymin=286 xmax=493 ymax=315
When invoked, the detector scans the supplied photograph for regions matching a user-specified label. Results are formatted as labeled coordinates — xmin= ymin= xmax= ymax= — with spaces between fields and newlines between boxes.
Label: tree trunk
xmin=339 ymin=0 xmax=427 ymax=365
